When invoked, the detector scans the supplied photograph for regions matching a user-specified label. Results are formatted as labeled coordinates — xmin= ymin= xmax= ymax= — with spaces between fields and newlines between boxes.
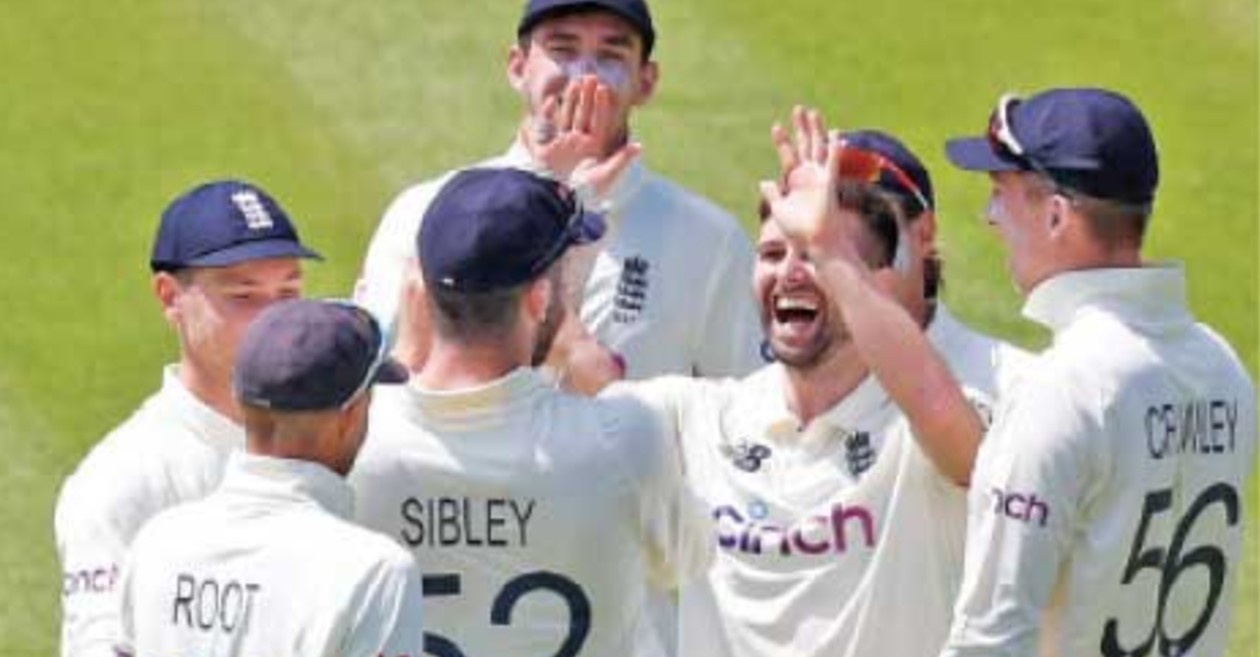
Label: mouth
xmin=772 ymin=294 xmax=820 ymax=326
xmin=767 ymin=291 xmax=825 ymax=349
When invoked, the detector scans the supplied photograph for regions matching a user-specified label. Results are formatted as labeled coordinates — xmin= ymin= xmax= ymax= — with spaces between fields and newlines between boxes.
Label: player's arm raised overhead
xmin=761 ymin=106 xmax=986 ymax=485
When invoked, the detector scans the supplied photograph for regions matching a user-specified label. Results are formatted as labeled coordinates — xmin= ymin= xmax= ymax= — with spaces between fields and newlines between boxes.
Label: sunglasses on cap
xmin=986 ymin=93 xmax=1087 ymax=201
xmin=834 ymin=142 xmax=932 ymax=215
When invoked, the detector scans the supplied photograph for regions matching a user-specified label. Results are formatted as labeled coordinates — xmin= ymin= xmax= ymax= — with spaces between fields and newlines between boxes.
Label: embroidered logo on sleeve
xmin=612 ymin=256 xmax=649 ymax=324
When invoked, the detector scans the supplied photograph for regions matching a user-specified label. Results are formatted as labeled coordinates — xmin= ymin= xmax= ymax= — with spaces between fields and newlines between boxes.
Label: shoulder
xmin=56 ymin=395 xmax=182 ymax=536
xmin=378 ymin=169 xmax=463 ymax=230
xmin=633 ymin=169 xmax=747 ymax=240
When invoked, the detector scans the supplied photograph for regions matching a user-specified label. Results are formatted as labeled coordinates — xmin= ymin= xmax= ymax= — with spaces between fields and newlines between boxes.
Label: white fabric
xmin=609 ymin=303 xmax=1031 ymax=657
xmin=56 ymin=366 xmax=244 ymax=657
xmin=941 ymin=265 xmax=1257 ymax=657
xmin=116 ymin=453 xmax=425 ymax=657
xmin=354 ymin=142 xmax=764 ymax=379
xmin=348 ymin=367 xmax=712 ymax=657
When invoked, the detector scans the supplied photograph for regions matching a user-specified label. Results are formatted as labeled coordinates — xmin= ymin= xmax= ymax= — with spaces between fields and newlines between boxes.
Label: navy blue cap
xmin=518 ymin=0 xmax=656 ymax=56
xmin=419 ymin=168 xmax=605 ymax=292
xmin=150 ymin=180 xmax=322 ymax=273
xmin=234 ymin=300 xmax=408 ymax=412
xmin=840 ymin=129 xmax=935 ymax=214
xmin=946 ymin=88 xmax=1159 ymax=205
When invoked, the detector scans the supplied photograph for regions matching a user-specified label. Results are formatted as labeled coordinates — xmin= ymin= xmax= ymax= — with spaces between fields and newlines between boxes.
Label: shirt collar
xmin=1022 ymin=264 xmax=1191 ymax=333
xmin=160 ymin=365 xmax=244 ymax=451
xmin=403 ymin=367 xmax=551 ymax=431
xmin=750 ymin=364 xmax=891 ymax=443
xmin=219 ymin=452 xmax=354 ymax=520
xmin=503 ymin=139 xmax=646 ymax=212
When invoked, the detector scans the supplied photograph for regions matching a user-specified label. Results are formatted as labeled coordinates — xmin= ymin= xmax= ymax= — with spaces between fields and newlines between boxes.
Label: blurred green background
xmin=1 ymin=1 xmax=1254 ymax=654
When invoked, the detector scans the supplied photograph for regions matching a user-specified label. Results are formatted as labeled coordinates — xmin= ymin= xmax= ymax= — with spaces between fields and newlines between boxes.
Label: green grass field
xmin=1 ymin=1 xmax=1255 ymax=655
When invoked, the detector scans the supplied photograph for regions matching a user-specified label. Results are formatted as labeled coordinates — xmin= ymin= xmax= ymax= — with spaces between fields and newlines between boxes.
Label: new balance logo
xmin=613 ymin=256 xmax=649 ymax=324
xmin=721 ymin=440 xmax=772 ymax=473
xmin=231 ymin=191 xmax=274 ymax=231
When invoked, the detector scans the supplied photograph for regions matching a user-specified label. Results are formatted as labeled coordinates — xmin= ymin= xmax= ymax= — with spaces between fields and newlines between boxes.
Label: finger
xmin=573 ymin=75 xmax=596 ymax=134
xmin=825 ymin=132 xmax=844 ymax=186
xmin=533 ymin=96 xmax=560 ymax=145
xmin=558 ymin=80 xmax=580 ymax=131
xmin=808 ymin=109 xmax=827 ymax=164
xmin=590 ymin=84 xmax=614 ymax=145
xmin=791 ymin=105 xmax=810 ymax=162
xmin=758 ymin=179 xmax=785 ymax=208
xmin=582 ymin=141 xmax=641 ymax=196
xmin=771 ymin=123 xmax=797 ymax=186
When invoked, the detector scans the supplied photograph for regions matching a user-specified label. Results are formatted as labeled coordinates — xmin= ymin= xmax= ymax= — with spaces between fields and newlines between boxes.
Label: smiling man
xmin=606 ymin=110 xmax=1030 ymax=653
xmin=54 ymin=180 xmax=321 ymax=657
xmin=355 ymin=0 xmax=762 ymax=381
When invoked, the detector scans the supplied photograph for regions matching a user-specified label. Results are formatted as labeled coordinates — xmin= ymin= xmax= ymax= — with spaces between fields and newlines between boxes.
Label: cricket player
xmin=767 ymin=93 xmax=1257 ymax=657
xmin=355 ymin=0 xmax=763 ymax=380
xmin=116 ymin=299 xmax=423 ymax=657
xmin=594 ymin=109 xmax=1029 ymax=657
xmin=54 ymin=180 xmax=321 ymax=657
xmin=348 ymin=168 xmax=712 ymax=657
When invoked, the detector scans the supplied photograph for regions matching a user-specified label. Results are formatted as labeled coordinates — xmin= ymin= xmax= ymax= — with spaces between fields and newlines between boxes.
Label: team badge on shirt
xmin=613 ymin=256 xmax=649 ymax=324
xmin=842 ymin=430 xmax=876 ymax=478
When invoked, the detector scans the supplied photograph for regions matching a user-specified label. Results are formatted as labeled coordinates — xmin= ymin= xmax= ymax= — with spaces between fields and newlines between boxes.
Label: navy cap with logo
xmin=945 ymin=88 xmax=1159 ymax=206
xmin=840 ymin=129 xmax=936 ymax=215
xmin=150 ymin=179 xmax=322 ymax=273
xmin=419 ymin=168 xmax=605 ymax=292
xmin=518 ymin=0 xmax=656 ymax=56
xmin=234 ymin=299 xmax=408 ymax=412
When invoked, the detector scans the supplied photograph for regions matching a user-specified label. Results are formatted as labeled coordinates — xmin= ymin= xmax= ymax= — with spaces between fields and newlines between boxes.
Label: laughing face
xmin=753 ymin=219 xmax=840 ymax=370
xmin=753 ymin=207 xmax=893 ymax=371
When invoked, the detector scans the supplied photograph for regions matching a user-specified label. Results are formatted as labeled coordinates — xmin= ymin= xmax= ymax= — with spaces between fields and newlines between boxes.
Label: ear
xmin=1047 ymin=195 xmax=1071 ymax=233
xmin=152 ymin=272 xmax=183 ymax=327
xmin=632 ymin=60 xmax=659 ymax=107
xmin=523 ymin=276 xmax=553 ymax=324
xmin=506 ymin=44 xmax=529 ymax=94
xmin=909 ymin=210 xmax=937 ymax=254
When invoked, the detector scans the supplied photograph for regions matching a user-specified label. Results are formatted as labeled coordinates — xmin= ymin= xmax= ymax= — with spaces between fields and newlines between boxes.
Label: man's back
xmin=119 ymin=454 xmax=423 ymax=657
xmin=949 ymin=267 xmax=1257 ymax=657
xmin=350 ymin=369 xmax=710 ymax=657
xmin=355 ymin=148 xmax=764 ymax=379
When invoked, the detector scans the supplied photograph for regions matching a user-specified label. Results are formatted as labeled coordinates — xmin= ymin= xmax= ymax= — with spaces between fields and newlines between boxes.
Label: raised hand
xmin=760 ymin=105 xmax=849 ymax=259
xmin=532 ymin=75 xmax=640 ymax=204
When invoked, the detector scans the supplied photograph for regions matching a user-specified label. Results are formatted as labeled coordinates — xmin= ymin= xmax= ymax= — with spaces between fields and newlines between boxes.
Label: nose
xmin=984 ymin=196 xmax=1003 ymax=227
xmin=780 ymin=252 xmax=811 ymax=284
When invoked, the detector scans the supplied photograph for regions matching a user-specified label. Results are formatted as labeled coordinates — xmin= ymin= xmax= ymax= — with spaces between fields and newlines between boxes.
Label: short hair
xmin=1028 ymin=173 xmax=1150 ymax=248
xmin=426 ymin=265 xmax=563 ymax=344
xmin=428 ymin=285 xmax=527 ymax=345
xmin=517 ymin=7 xmax=653 ymax=63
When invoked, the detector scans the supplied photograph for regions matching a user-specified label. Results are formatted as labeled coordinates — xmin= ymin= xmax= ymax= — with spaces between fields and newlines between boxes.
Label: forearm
xmin=816 ymin=254 xmax=983 ymax=484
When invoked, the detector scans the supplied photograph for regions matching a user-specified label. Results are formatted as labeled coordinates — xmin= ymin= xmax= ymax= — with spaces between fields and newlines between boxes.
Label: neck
xmin=178 ymin=358 xmax=241 ymax=423
xmin=780 ymin=343 xmax=869 ymax=426
xmin=415 ymin=340 xmax=528 ymax=391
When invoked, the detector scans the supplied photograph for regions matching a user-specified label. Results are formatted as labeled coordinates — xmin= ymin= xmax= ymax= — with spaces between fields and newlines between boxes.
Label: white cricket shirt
xmin=941 ymin=266 xmax=1257 ymax=657
xmin=56 ymin=366 xmax=244 ymax=657
xmin=610 ymin=303 xmax=1031 ymax=657
xmin=354 ymin=142 xmax=764 ymax=379
xmin=116 ymin=453 xmax=425 ymax=657
xmin=348 ymin=368 xmax=712 ymax=657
